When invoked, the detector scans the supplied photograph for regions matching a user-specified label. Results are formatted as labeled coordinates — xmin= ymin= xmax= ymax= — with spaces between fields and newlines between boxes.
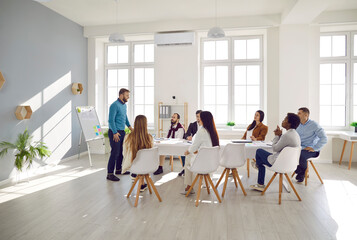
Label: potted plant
xmin=227 ymin=121 xmax=235 ymax=130
xmin=350 ymin=122 xmax=357 ymax=133
xmin=0 ymin=129 xmax=51 ymax=172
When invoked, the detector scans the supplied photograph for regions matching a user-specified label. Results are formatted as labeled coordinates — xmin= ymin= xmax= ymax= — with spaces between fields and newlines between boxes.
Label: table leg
xmin=339 ymin=140 xmax=347 ymax=165
xmin=247 ymin=158 xmax=250 ymax=178
xmin=349 ymin=142 xmax=354 ymax=170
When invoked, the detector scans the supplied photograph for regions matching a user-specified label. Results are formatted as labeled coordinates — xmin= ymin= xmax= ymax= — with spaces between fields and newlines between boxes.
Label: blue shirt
xmin=108 ymin=99 xmax=131 ymax=133
xmin=296 ymin=119 xmax=327 ymax=152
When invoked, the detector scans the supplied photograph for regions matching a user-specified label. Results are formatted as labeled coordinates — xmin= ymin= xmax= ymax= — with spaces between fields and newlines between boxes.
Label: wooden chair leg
xmin=262 ymin=172 xmax=277 ymax=195
xmin=339 ymin=140 xmax=347 ymax=165
xmin=127 ymin=175 xmax=139 ymax=198
xmin=145 ymin=175 xmax=152 ymax=194
xmin=195 ymin=175 xmax=203 ymax=207
xmin=247 ymin=158 xmax=250 ymax=178
xmin=349 ymin=142 xmax=354 ymax=170
xmin=310 ymin=161 xmax=324 ymax=184
xmin=305 ymin=164 xmax=309 ymax=186
xmin=134 ymin=176 xmax=143 ymax=207
xmin=215 ymin=168 xmax=227 ymax=188
xmin=179 ymin=156 xmax=183 ymax=167
xmin=204 ymin=175 xmax=210 ymax=194
xmin=284 ymin=173 xmax=301 ymax=201
xmin=222 ymin=168 xmax=230 ymax=198
xmin=147 ymin=176 xmax=162 ymax=202
xmin=234 ymin=169 xmax=247 ymax=196
xmin=279 ymin=173 xmax=283 ymax=205
xmin=231 ymin=169 xmax=238 ymax=188
xmin=186 ymin=174 xmax=199 ymax=197
xmin=291 ymin=171 xmax=296 ymax=178
xmin=206 ymin=175 xmax=222 ymax=203
xmin=170 ymin=156 xmax=174 ymax=171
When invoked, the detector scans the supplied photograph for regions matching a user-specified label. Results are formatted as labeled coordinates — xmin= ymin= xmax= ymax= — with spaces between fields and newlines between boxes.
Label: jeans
xmin=107 ymin=129 xmax=126 ymax=174
xmin=294 ymin=150 xmax=320 ymax=180
xmin=255 ymin=149 xmax=273 ymax=185
xmin=181 ymin=156 xmax=186 ymax=167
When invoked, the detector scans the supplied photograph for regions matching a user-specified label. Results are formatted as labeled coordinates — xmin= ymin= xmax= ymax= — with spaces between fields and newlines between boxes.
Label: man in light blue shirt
xmin=294 ymin=107 xmax=327 ymax=183
xmin=107 ymin=88 xmax=133 ymax=182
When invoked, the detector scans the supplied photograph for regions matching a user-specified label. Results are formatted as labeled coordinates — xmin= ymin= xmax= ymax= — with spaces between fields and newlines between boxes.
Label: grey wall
xmin=0 ymin=0 xmax=88 ymax=181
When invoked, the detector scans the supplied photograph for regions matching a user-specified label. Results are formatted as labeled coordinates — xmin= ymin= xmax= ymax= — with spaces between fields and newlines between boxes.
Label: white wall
xmin=87 ymin=14 xmax=357 ymax=164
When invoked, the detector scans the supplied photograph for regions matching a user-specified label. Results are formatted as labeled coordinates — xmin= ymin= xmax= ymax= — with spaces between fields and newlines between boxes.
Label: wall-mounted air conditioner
xmin=154 ymin=31 xmax=195 ymax=46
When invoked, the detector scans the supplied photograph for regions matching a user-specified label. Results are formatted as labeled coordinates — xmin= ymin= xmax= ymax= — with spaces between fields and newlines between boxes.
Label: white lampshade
xmin=109 ymin=32 xmax=125 ymax=43
xmin=207 ymin=26 xmax=225 ymax=38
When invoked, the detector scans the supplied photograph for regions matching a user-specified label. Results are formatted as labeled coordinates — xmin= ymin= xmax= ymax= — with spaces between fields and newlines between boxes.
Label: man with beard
xmin=154 ymin=113 xmax=185 ymax=175
xmin=106 ymin=88 xmax=134 ymax=181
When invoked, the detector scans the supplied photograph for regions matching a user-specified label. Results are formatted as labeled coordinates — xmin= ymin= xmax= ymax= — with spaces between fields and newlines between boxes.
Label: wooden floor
xmin=0 ymin=154 xmax=357 ymax=240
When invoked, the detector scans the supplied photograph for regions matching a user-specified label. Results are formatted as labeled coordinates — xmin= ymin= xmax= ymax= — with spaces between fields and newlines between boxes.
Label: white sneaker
xmin=250 ymin=184 xmax=265 ymax=192
xmin=180 ymin=189 xmax=195 ymax=195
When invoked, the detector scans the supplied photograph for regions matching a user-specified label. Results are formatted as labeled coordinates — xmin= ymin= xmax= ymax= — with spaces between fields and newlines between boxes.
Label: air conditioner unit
xmin=154 ymin=31 xmax=195 ymax=46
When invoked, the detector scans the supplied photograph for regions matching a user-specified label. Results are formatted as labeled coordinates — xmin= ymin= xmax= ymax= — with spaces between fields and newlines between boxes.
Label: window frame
xmin=319 ymin=32 xmax=354 ymax=130
xmin=104 ymin=41 xmax=155 ymax=127
xmin=200 ymin=35 xmax=264 ymax=128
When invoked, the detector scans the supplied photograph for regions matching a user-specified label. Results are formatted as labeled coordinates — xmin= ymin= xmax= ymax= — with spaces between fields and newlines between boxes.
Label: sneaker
xmin=250 ymin=184 xmax=265 ymax=192
xmin=296 ymin=178 xmax=304 ymax=184
xmin=178 ymin=169 xmax=185 ymax=177
xmin=131 ymin=173 xmax=137 ymax=180
xmin=153 ymin=167 xmax=163 ymax=175
xmin=180 ymin=188 xmax=195 ymax=195
xmin=251 ymin=162 xmax=258 ymax=171
xmin=106 ymin=174 xmax=120 ymax=182
xmin=295 ymin=175 xmax=304 ymax=183
xmin=140 ymin=183 xmax=148 ymax=192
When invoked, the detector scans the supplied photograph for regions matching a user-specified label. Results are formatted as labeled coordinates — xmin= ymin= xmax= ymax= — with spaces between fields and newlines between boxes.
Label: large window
xmin=320 ymin=32 xmax=357 ymax=128
xmin=201 ymin=36 xmax=263 ymax=127
xmin=105 ymin=42 xmax=155 ymax=126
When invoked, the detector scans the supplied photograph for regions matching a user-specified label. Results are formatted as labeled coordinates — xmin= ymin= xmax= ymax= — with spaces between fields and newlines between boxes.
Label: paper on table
xmin=251 ymin=141 xmax=273 ymax=147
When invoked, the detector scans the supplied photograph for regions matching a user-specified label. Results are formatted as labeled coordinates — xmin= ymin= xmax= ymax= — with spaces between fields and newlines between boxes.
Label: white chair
xmin=215 ymin=143 xmax=247 ymax=197
xmin=127 ymin=147 xmax=162 ymax=207
xmin=291 ymin=155 xmax=324 ymax=186
xmin=185 ymin=146 xmax=222 ymax=207
xmin=261 ymin=147 xmax=302 ymax=205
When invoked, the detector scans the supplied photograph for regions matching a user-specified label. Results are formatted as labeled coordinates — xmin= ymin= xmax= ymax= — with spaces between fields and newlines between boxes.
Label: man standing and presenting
xmin=107 ymin=88 xmax=133 ymax=181
xmin=294 ymin=107 xmax=327 ymax=183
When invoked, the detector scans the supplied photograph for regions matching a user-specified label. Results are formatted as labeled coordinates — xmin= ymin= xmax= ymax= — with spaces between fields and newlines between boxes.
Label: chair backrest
xmin=189 ymin=146 xmax=220 ymax=174
xmin=220 ymin=143 xmax=246 ymax=168
xmin=269 ymin=147 xmax=301 ymax=173
xmin=130 ymin=147 xmax=159 ymax=174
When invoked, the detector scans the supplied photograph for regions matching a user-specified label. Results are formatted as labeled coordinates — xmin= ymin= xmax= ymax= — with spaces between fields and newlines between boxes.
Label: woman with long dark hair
xmin=181 ymin=111 xmax=219 ymax=194
xmin=122 ymin=115 xmax=153 ymax=191
xmin=242 ymin=110 xmax=268 ymax=141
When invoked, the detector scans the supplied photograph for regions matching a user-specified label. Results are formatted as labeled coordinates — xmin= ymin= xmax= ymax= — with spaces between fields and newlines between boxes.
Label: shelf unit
xmin=15 ymin=106 xmax=32 ymax=120
xmin=158 ymin=102 xmax=188 ymax=137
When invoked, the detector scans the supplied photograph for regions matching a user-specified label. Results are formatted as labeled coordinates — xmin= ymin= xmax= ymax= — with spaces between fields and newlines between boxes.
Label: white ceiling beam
xmin=281 ymin=0 xmax=337 ymax=24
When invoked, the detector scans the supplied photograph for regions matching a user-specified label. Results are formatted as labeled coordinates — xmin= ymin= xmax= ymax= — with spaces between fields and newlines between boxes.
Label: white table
xmin=337 ymin=131 xmax=357 ymax=170
xmin=154 ymin=139 xmax=273 ymax=178
xmin=154 ymin=139 xmax=293 ymax=192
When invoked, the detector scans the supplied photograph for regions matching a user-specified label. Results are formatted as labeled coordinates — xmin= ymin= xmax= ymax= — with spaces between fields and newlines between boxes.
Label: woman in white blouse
xmin=181 ymin=111 xmax=220 ymax=194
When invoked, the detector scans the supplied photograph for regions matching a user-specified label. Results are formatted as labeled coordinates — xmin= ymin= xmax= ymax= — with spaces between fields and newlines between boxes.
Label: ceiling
xmin=39 ymin=0 xmax=357 ymax=27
